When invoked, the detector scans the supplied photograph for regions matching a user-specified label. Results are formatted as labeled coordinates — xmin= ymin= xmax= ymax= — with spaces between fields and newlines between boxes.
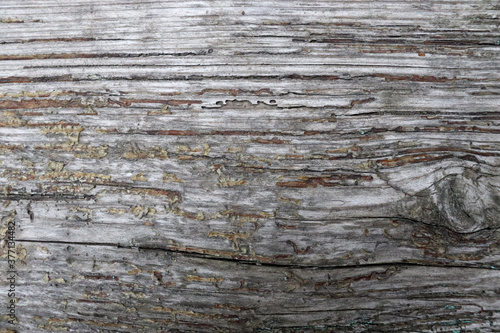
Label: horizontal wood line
xmin=1 ymin=0 xmax=488 ymax=5
xmin=0 ymin=14 xmax=491 ymax=21
xmin=73 ymin=128 xmax=500 ymax=137
xmin=2 ymin=36 xmax=498 ymax=42
xmin=0 ymin=52 xmax=209 ymax=60
xmin=2 ymin=75 xmax=499 ymax=83
xmin=1 ymin=7 xmax=490 ymax=13
xmin=14 ymin=239 xmax=500 ymax=271
xmin=18 ymin=64 xmax=500 ymax=70
xmin=2 ymin=2 xmax=488 ymax=7
xmin=2 ymin=77 xmax=498 ymax=84
xmin=0 ymin=30 xmax=496 ymax=35
xmin=275 ymin=216 xmax=500 ymax=235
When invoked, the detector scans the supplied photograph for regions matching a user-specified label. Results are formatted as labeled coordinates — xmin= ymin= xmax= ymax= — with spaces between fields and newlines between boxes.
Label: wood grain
xmin=1 ymin=0 xmax=499 ymax=331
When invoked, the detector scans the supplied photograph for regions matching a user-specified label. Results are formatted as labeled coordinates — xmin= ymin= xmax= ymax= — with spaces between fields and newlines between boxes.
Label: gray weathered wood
xmin=1 ymin=0 xmax=500 ymax=331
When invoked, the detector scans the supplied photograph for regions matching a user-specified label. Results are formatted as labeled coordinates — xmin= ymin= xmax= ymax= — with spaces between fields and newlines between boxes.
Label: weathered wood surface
xmin=1 ymin=0 xmax=500 ymax=332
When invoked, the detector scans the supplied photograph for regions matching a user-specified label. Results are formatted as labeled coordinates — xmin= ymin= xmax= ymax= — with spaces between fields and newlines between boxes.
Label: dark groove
xmin=14 ymin=239 xmax=499 ymax=271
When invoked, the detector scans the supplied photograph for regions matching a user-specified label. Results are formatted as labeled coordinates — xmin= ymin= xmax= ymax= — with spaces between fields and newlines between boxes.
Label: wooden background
xmin=1 ymin=0 xmax=500 ymax=332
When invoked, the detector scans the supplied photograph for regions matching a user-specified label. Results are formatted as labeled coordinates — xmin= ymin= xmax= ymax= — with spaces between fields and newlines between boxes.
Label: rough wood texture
xmin=1 ymin=1 xmax=500 ymax=332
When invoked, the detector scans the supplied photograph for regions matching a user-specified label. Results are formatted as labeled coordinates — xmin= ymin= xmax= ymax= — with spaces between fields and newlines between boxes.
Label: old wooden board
xmin=1 ymin=0 xmax=499 ymax=332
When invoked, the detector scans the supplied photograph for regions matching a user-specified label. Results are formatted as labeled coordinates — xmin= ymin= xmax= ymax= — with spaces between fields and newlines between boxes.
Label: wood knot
xmin=399 ymin=169 xmax=500 ymax=233
xmin=431 ymin=169 xmax=500 ymax=233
